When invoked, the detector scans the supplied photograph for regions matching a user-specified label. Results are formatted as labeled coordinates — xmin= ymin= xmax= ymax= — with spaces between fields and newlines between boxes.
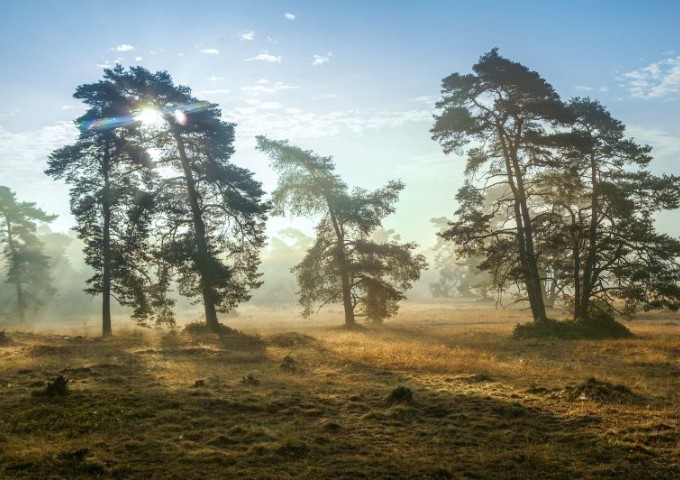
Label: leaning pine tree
xmin=257 ymin=137 xmax=426 ymax=326
xmin=431 ymin=49 xmax=571 ymax=324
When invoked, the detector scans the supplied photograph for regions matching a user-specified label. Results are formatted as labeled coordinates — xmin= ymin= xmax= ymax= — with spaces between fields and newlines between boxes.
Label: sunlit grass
xmin=1 ymin=304 xmax=679 ymax=478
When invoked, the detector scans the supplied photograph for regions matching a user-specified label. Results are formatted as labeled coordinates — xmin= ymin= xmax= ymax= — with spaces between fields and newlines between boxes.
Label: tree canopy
xmin=0 ymin=186 xmax=56 ymax=321
xmin=432 ymin=49 xmax=680 ymax=327
xmin=257 ymin=137 xmax=426 ymax=325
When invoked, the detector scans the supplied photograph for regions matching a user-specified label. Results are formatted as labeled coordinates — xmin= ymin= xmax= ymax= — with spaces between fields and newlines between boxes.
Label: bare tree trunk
xmin=102 ymin=145 xmax=113 ymax=336
xmin=3 ymin=214 xmax=26 ymax=321
xmin=102 ymin=187 xmax=112 ymax=336
xmin=497 ymin=121 xmax=547 ymax=323
xmin=578 ymin=152 xmax=599 ymax=320
xmin=325 ymin=203 xmax=354 ymax=326
xmin=174 ymin=131 xmax=220 ymax=331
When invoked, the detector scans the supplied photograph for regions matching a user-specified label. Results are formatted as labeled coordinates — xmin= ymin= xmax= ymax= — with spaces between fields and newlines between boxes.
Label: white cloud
xmin=312 ymin=52 xmax=332 ymax=66
xmin=574 ymin=85 xmax=593 ymax=92
xmin=96 ymin=61 xmax=112 ymax=69
xmin=207 ymin=75 xmax=225 ymax=82
xmin=241 ymin=79 xmax=297 ymax=96
xmin=0 ymin=122 xmax=78 ymax=230
xmin=241 ymin=31 xmax=255 ymax=41
xmin=622 ymin=56 xmax=680 ymax=99
xmin=256 ymin=102 xmax=284 ymax=110
xmin=284 ymin=12 xmax=295 ymax=20
xmin=60 ymin=105 xmax=74 ymax=110
xmin=225 ymin=106 xmax=432 ymax=141
xmin=199 ymin=48 xmax=220 ymax=55
xmin=178 ymin=52 xmax=184 ymax=57
xmin=113 ymin=44 xmax=134 ymax=52
xmin=246 ymin=51 xmax=282 ymax=63
xmin=198 ymin=88 xmax=230 ymax=96
xmin=134 ymin=56 xmax=143 ymax=62
xmin=599 ymin=86 xmax=610 ymax=93
xmin=628 ymin=125 xmax=680 ymax=168
xmin=409 ymin=95 xmax=437 ymax=104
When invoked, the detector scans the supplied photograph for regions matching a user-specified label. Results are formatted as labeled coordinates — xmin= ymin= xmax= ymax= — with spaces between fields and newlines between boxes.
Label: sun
xmin=135 ymin=107 xmax=165 ymax=127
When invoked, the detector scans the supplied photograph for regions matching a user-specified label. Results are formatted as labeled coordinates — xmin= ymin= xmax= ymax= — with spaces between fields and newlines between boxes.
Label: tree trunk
xmin=578 ymin=152 xmax=599 ymax=320
xmin=497 ymin=121 xmax=547 ymax=323
xmin=339 ymin=253 xmax=355 ymax=326
xmin=325 ymin=203 xmax=354 ymax=326
xmin=4 ymin=215 xmax=26 ymax=322
xmin=102 ymin=147 xmax=112 ymax=336
xmin=174 ymin=131 xmax=220 ymax=331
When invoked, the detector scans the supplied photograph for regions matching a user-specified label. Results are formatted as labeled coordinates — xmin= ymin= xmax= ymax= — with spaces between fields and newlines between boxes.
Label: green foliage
xmin=432 ymin=49 xmax=571 ymax=323
xmin=0 ymin=186 xmax=56 ymax=320
xmin=46 ymin=66 xmax=169 ymax=329
xmin=257 ymin=137 xmax=426 ymax=324
xmin=47 ymin=66 xmax=269 ymax=331
xmin=119 ymin=67 xmax=269 ymax=319
xmin=433 ymin=51 xmax=680 ymax=324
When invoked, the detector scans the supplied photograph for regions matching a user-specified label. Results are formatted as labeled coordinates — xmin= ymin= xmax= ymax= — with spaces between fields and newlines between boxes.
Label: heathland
xmin=1 ymin=303 xmax=679 ymax=479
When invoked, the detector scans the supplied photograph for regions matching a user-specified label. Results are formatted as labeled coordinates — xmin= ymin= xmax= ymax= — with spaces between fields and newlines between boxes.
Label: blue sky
xmin=1 ymin=0 xmax=679 ymax=246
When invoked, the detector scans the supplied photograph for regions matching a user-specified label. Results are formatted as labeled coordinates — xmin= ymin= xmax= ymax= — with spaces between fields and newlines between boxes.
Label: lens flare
xmin=174 ymin=109 xmax=188 ymax=125
xmin=135 ymin=107 xmax=165 ymax=127
xmin=81 ymin=102 xmax=212 ymax=131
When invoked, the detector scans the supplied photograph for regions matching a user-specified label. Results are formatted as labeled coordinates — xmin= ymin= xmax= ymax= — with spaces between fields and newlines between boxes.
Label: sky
xmin=1 ymin=0 xmax=679 ymax=248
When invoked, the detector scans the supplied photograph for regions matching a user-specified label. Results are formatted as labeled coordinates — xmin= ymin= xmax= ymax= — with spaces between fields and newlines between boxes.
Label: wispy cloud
xmin=628 ymin=125 xmax=680 ymax=165
xmin=59 ymin=105 xmax=74 ymax=110
xmin=134 ymin=56 xmax=143 ymax=62
xmin=199 ymin=48 xmax=220 ymax=55
xmin=246 ymin=51 xmax=282 ymax=63
xmin=241 ymin=31 xmax=255 ymax=41
xmin=225 ymin=106 xmax=432 ymax=141
xmin=198 ymin=88 xmax=230 ymax=96
xmin=284 ymin=12 xmax=296 ymax=21
xmin=409 ymin=95 xmax=437 ymax=105
xmin=312 ymin=52 xmax=332 ymax=66
xmin=574 ymin=85 xmax=593 ymax=92
xmin=622 ymin=56 xmax=680 ymax=99
xmin=112 ymin=44 xmax=134 ymax=52
xmin=241 ymin=79 xmax=297 ymax=96
xmin=207 ymin=75 xmax=225 ymax=82
xmin=0 ymin=122 xmax=78 ymax=229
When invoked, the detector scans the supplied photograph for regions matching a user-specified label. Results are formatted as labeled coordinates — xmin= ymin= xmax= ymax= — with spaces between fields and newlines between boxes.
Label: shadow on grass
xmin=1 ymin=329 xmax=678 ymax=479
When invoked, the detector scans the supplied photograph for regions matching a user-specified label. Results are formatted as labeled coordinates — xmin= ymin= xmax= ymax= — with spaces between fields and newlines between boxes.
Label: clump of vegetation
xmin=386 ymin=386 xmax=413 ymax=405
xmin=276 ymin=440 xmax=310 ymax=458
xmin=280 ymin=355 xmax=297 ymax=372
xmin=513 ymin=316 xmax=632 ymax=340
xmin=241 ymin=374 xmax=260 ymax=386
xmin=0 ymin=330 xmax=9 ymax=345
xmin=562 ymin=377 xmax=639 ymax=403
xmin=268 ymin=332 xmax=315 ymax=347
xmin=183 ymin=321 xmax=237 ymax=336
xmin=33 ymin=375 xmax=69 ymax=397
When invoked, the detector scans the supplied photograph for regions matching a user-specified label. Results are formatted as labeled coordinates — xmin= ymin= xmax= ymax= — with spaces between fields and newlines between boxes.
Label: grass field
xmin=1 ymin=303 xmax=680 ymax=479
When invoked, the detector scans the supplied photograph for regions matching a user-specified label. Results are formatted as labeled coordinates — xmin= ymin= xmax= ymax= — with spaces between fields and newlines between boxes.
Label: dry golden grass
xmin=1 ymin=303 xmax=680 ymax=478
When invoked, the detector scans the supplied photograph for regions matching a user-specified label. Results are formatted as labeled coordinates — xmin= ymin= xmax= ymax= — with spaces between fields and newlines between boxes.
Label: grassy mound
xmin=562 ymin=377 xmax=639 ymax=403
xmin=182 ymin=321 xmax=239 ymax=335
xmin=513 ymin=317 xmax=632 ymax=340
